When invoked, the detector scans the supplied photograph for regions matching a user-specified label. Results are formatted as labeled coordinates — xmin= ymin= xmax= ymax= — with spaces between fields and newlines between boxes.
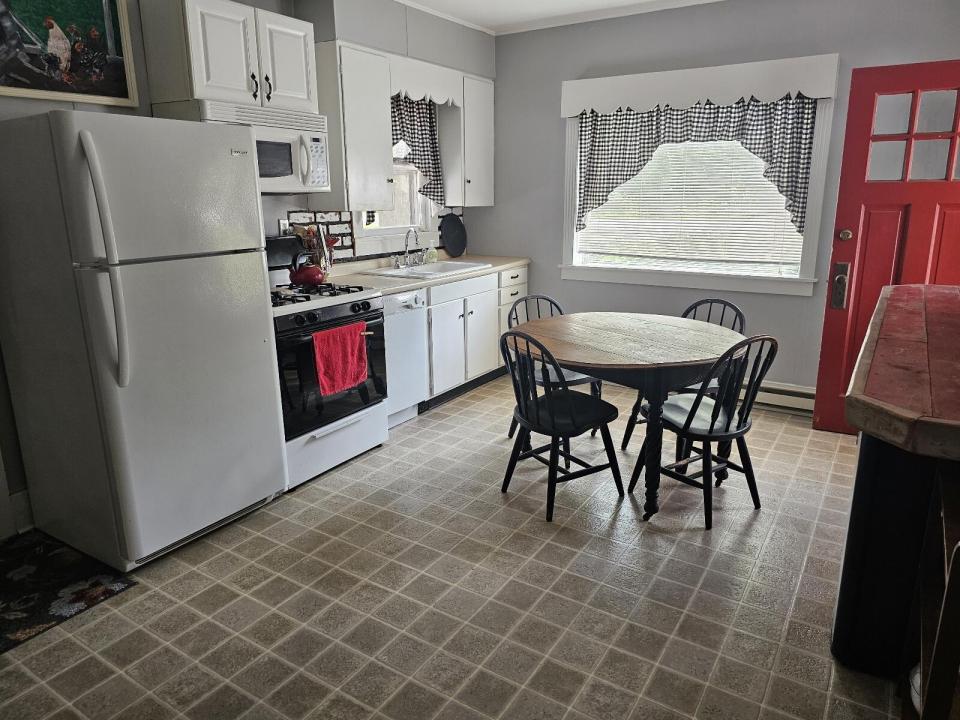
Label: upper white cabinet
xmin=140 ymin=0 xmax=318 ymax=113
xmin=183 ymin=0 xmax=258 ymax=105
xmin=463 ymin=76 xmax=494 ymax=206
xmin=312 ymin=42 xmax=394 ymax=211
xmin=255 ymin=10 xmax=318 ymax=113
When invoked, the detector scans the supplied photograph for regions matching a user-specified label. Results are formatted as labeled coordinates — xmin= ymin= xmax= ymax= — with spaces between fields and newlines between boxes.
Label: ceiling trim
xmin=393 ymin=0 xmax=496 ymax=35
xmin=394 ymin=0 xmax=726 ymax=36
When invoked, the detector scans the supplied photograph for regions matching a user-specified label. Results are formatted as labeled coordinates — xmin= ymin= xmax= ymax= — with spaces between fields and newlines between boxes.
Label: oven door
xmin=254 ymin=126 xmax=330 ymax=194
xmin=276 ymin=312 xmax=387 ymax=441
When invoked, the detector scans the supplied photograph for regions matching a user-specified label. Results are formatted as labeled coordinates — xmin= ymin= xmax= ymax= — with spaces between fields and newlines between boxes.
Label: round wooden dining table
xmin=517 ymin=312 xmax=745 ymax=520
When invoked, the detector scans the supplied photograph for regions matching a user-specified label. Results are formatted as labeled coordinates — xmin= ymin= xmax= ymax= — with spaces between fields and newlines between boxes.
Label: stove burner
xmin=271 ymin=289 xmax=312 ymax=307
xmin=277 ymin=283 xmax=368 ymax=298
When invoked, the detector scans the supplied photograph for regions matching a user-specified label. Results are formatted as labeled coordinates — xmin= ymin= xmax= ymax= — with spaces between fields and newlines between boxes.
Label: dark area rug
xmin=0 ymin=531 xmax=135 ymax=653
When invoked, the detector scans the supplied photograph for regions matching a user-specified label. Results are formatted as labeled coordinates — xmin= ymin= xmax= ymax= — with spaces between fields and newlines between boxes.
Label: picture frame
xmin=0 ymin=0 xmax=139 ymax=107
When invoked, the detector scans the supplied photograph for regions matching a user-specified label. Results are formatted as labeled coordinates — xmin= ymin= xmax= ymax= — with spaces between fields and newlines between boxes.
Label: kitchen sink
xmin=360 ymin=261 xmax=493 ymax=279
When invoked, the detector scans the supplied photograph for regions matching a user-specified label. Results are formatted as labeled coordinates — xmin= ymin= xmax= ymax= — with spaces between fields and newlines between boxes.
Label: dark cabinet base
xmin=831 ymin=433 xmax=938 ymax=678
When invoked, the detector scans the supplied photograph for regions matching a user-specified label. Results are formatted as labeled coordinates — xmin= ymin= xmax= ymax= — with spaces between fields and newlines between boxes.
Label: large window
xmin=559 ymin=55 xmax=838 ymax=295
xmin=576 ymin=141 xmax=805 ymax=278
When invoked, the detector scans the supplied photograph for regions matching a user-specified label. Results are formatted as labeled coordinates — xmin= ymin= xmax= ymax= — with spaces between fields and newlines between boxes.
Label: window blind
xmin=576 ymin=141 xmax=804 ymax=278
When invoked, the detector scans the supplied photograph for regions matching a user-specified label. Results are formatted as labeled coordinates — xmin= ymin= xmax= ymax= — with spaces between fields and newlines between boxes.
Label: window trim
xmin=560 ymin=99 xmax=835 ymax=297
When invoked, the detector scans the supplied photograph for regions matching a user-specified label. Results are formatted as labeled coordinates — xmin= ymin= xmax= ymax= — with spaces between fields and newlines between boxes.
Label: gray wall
xmin=293 ymin=0 xmax=495 ymax=78
xmin=465 ymin=0 xmax=960 ymax=389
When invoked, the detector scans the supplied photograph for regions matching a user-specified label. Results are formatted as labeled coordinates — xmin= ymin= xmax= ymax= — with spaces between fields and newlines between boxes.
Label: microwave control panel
xmin=308 ymin=137 xmax=330 ymax=190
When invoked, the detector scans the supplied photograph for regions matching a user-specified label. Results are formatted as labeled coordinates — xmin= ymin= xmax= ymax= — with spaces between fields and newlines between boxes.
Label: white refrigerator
xmin=0 ymin=111 xmax=287 ymax=570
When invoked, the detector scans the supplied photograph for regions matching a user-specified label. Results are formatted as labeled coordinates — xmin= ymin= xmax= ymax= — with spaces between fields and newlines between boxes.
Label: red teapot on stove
xmin=289 ymin=252 xmax=327 ymax=286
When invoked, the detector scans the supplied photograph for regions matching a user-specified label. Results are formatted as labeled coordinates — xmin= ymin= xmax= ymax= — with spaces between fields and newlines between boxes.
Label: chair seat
xmin=642 ymin=394 xmax=748 ymax=438
xmin=532 ymin=364 xmax=596 ymax=387
xmin=679 ymin=377 xmax=720 ymax=394
xmin=517 ymin=389 xmax=618 ymax=436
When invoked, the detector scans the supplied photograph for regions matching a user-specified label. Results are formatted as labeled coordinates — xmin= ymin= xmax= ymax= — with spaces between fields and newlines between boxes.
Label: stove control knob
xmin=306 ymin=311 xmax=319 ymax=323
xmin=293 ymin=314 xmax=306 ymax=326
xmin=350 ymin=302 xmax=362 ymax=313
xmin=361 ymin=301 xmax=372 ymax=311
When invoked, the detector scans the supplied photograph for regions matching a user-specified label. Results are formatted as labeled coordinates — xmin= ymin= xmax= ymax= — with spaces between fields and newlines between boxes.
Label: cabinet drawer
xmin=428 ymin=273 xmax=498 ymax=305
xmin=499 ymin=283 xmax=528 ymax=306
xmin=499 ymin=267 xmax=527 ymax=287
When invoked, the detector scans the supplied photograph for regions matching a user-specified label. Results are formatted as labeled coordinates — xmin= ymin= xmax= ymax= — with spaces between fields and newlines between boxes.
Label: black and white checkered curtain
xmin=391 ymin=94 xmax=445 ymax=206
xmin=576 ymin=94 xmax=818 ymax=232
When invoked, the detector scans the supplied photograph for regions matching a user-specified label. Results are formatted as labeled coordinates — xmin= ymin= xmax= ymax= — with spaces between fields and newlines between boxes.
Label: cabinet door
xmin=255 ymin=10 xmax=318 ymax=113
xmin=465 ymin=290 xmax=499 ymax=379
xmin=429 ymin=299 xmax=466 ymax=396
xmin=184 ymin=0 xmax=260 ymax=105
xmin=463 ymin=76 xmax=494 ymax=206
xmin=340 ymin=46 xmax=394 ymax=210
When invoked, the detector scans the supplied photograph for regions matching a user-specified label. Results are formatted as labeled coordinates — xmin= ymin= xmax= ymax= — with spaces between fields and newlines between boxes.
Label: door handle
xmin=80 ymin=131 xmax=130 ymax=387
xmin=299 ymin=135 xmax=312 ymax=185
xmin=830 ymin=262 xmax=850 ymax=310
xmin=251 ymin=73 xmax=259 ymax=101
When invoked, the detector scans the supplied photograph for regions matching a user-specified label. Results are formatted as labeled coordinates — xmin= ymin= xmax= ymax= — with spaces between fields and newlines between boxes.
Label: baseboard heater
xmin=755 ymin=382 xmax=815 ymax=412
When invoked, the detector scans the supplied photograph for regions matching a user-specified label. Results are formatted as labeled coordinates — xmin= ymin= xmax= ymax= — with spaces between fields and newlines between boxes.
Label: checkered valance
xmin=391 ymin=94 xmax=444 ymax=206
xmin=576 ymin=94 xmax=818 ymax=232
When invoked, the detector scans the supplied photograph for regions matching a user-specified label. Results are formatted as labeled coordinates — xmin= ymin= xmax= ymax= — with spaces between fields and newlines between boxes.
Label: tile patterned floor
xmin=0 ymin=378 xmax=897 ymax=720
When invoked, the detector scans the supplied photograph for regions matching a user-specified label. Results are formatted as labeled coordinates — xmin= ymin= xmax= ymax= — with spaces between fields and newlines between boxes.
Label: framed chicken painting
xmin=0 ymin=0 xmax=138 ymax=106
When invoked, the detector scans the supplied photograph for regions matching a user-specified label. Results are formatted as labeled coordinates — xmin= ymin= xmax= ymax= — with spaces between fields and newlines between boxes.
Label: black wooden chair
xmin=621 ymin=298 xmax=746 ymax=450
xmin=500 ymin=330 xmax=623 ymax=521
xmin=627 ymin=335 xmax=778 ymax=529
xmin=506 ymin=296 xmax=603 ymax=449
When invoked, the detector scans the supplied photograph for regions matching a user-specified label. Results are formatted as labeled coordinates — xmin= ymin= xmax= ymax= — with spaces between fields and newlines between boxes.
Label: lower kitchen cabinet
xmin=429 ymin=299 xmax=467 ymax=395
xmin=465 ymin=289 xmax=499 ymax=379
xmin=425 ymin=267 xmax=528 ymax=397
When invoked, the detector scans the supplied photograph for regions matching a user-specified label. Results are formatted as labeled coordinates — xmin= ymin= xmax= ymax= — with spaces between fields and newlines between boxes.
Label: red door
xmin=814 ymin=60 xmax=960 ymax=433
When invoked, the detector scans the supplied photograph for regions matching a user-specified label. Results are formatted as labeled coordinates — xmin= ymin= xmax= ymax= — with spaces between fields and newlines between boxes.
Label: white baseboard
xmin=756 ymin=381 xmax=815 ymax=412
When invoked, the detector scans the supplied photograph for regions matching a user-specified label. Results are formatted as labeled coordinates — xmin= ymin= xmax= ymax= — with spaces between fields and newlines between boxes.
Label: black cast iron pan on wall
xmin=439 ymin=214 xmax=467 ymax=257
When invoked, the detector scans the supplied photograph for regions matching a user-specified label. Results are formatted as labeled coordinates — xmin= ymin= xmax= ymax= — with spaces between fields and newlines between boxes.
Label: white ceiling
xmin=396 ymin=0 xmax=726 ymax=35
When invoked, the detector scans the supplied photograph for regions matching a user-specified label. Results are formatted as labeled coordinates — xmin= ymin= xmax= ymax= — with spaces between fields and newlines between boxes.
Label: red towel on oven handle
xmin=312 ymin=321 xmax=368 ymax=396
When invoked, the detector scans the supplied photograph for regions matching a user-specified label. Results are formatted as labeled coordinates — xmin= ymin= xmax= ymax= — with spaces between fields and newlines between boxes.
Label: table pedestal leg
xmin=643 ymin=391 xmax=666 ymax=520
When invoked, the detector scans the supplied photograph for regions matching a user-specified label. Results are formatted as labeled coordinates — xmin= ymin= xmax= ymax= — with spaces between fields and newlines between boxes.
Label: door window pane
xmin=868 ymin=140 xmax=906 ymax=181
xmin=873 ymin=94 xmax=913 ymax=134
xmin=916 ymin=90 xmax=958 ymax=133
xmin=910 ymin=139 xmax=950 ymax=180
xmin=955 ymin=145 xmax=960 ymax=180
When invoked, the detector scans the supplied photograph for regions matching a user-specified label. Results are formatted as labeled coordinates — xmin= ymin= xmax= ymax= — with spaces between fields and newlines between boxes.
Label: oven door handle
xmin=308 ymin=413 xmax=365 ymax=440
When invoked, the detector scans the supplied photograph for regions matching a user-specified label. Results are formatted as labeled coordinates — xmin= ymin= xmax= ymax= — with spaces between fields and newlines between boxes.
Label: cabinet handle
xmin=251 ymin=73 xmax=259 ymax=101
xmin=458 ymin=313 xmax=464 ymax=319
xmin=465 ymin=179 xmax=472 ymax=184
xmin=387 ymin=178 xmax=395 ymax=184
xmin=509 ymin=291 xmax=519 ymax=297
xmin=468 ymin=310 xmax=475 ymax=316
xmin=509 ymin=274 xmax=519 ymax=280
xmin=264 ymin=74 xmax=273 ymax=102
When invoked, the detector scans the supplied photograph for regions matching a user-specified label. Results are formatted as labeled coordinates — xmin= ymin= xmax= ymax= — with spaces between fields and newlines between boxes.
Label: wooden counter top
xmin=846 ymin=284 xmax=960 ymax=461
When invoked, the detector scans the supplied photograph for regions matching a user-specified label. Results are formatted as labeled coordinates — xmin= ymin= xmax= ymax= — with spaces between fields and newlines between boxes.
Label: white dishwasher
xmin=384 ymin=289 xmax=430 ymax=428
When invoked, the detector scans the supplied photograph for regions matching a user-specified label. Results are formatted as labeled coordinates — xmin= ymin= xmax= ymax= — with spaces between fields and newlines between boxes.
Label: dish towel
xmin=312 ymin=321 xmax=368 ymax=396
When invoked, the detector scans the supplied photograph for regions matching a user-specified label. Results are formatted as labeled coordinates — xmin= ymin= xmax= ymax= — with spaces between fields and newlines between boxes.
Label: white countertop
xmin=331 ymin=254 xmax=530 ymax=295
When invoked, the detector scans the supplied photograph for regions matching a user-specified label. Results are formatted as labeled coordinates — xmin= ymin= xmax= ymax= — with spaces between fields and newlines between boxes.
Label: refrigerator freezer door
xmin=50 ymin=111 xmax=264 ymax=264
xmin=76 ymin=251 xmax=286 ymax=563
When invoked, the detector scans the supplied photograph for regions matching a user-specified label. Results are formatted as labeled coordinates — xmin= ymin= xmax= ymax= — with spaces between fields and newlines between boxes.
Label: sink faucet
xmin=396 ymin=229 xmax=426 ymax=268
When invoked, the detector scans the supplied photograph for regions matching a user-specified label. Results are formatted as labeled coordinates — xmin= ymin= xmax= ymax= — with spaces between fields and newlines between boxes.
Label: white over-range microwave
xmin=152 ymin=101 xmax=331 ymax=194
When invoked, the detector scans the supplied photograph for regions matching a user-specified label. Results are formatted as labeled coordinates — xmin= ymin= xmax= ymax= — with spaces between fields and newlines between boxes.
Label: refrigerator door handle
xmin=107 ymin=266 xmax=131 ymax=388
xmin=79 ymin=130 xmax=120 ymax=265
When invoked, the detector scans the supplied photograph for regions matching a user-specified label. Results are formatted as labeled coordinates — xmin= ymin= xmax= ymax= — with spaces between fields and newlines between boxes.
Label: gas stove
xmin=271 ymin=283 xmax=383 ymax=318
